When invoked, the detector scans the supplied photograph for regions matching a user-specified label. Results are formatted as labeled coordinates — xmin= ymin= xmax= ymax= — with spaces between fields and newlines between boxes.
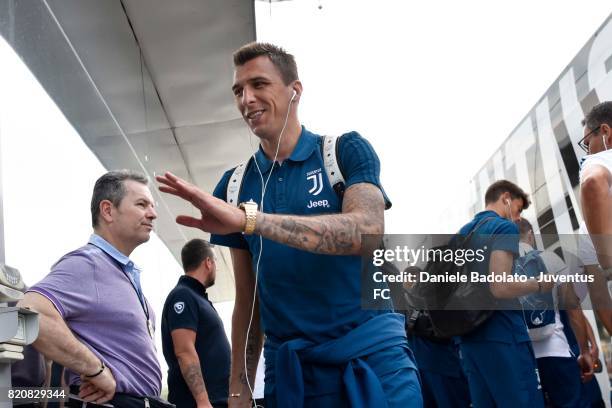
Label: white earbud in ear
xmin=291 ymin=89 xmax=297 ymax=100
xmin=505 ymin=199 xmax=511 ymax=206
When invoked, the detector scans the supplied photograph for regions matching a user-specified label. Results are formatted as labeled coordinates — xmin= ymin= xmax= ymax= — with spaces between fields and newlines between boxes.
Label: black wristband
xmin=85 ymin=360 xmax=105 ymax=378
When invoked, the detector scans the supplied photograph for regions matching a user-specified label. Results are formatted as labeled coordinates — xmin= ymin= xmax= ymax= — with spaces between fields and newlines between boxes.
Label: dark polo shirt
xmin=162 ymin=276 xmax=230 ymax=407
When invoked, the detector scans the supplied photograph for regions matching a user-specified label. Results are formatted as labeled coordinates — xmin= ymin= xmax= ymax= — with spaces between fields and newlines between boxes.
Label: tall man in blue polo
xmin=156 ymin=42 xmax=421 ymax=407
xmin=19 ymin=170 xmax=162 ymax=405
xmin=457 ymin=180 xmax=551 ymax=408
xmin=162 ymin=239 xmax=231 ymax=408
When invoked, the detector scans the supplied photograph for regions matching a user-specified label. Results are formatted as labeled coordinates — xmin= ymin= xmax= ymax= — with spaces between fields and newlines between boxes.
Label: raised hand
xmin=156 ymin=172 xmax=246 ymax=235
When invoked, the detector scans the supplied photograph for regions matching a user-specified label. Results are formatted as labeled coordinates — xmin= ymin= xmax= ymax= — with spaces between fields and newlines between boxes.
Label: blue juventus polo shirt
xmin=211 ymin=127 xmax=392 ymax=344
xmin=458 ymin=210 xmax=530 ymax=344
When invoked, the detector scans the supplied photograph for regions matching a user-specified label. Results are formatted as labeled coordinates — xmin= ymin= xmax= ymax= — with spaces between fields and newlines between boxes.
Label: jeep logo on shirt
xmin=306 ymin=168 xmax=323 ymax=196
xmin=307 ymin=199 xmax=330 ymax=209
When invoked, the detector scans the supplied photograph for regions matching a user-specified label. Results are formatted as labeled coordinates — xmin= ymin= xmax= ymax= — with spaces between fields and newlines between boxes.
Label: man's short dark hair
xmin=181 ymin=239 xmax=215 ymax=273
xmin=582 ymin=101 xmax=612 ymax=131
xmin=517 ymin=217 xmax=533 ymax=239
xmin=91 ymin=170 xmax=148 ymax=228
xmin=484 ymin=180 xmax=531 ymax=210
xmin=233 ymin=42 xmax=298 ymax=85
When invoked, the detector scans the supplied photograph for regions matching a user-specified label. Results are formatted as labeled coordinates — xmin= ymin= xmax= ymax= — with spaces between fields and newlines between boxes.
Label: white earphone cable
xmin=243 ymin=91 xmax=296 ymax=407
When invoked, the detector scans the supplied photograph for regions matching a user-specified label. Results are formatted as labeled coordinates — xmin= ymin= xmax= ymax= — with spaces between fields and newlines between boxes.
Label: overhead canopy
xmin=0 ymin=0 xmax=258 ymax=301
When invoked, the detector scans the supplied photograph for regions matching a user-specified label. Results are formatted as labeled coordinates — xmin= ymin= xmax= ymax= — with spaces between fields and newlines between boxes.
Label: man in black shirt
xmin=162 ymin=239 xmax=231 ymax=408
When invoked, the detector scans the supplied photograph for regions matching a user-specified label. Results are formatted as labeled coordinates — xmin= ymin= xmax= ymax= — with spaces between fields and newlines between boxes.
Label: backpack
xmin=403 ymin=217 xmax=497 ymax=341
xmin=226 ymin=135 xmax=346 ymax=205
xmin=515 ymin=249 xmax=556 ymax=341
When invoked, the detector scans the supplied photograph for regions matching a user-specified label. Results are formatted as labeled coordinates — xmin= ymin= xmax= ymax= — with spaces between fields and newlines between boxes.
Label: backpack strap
xmin=321 ymin=135 xmax=346 ymax=198
xmin=461 ymin=216 xmax=496 ymax=249
xmin=226 ymin=159 xmax=250 ymax=207
xmin=226 ymin=135 xmax=346 ymax=206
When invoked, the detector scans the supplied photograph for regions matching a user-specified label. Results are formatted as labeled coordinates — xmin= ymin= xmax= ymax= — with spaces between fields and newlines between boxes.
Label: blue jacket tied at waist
xmin=275 ymin=313 xmax=410 ymax=408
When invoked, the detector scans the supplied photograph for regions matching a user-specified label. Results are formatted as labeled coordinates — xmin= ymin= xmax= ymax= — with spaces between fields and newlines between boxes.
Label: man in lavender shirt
xmin=19 ymin=170 xmax=162 ymax=405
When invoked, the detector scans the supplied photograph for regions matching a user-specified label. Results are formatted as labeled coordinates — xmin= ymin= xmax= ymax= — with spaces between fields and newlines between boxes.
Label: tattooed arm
xmin=171 ymin=329 xmax=213 ymax=408
xmin=156 ymin=174 xmax=384 ymax=255
xmin=229 ymin=248 xmax=263 ymax=408
xmin=254 ymin=183 xmax=385 ymax=255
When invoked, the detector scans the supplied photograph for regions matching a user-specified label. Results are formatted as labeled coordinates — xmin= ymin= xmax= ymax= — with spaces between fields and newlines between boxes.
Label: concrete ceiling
xmin=0 ymin=0 xmax=257 ymax=301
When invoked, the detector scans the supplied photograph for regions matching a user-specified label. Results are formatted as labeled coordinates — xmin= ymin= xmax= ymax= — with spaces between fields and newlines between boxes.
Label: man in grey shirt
xmin=20 ymin=170 xmax=162 ymax=405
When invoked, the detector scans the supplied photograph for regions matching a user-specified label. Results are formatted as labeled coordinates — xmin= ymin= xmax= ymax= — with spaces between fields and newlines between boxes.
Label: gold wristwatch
xmin=239 ymin=200 xmax=258 ymax=235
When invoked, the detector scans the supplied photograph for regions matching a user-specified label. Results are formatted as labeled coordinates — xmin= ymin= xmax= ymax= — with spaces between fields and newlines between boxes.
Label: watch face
xmin=240 ymin=201 xmax=258 ymax=210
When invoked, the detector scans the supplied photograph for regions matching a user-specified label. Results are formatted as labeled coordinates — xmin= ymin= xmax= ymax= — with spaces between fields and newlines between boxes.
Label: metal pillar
xmin=0 ymin=16 xmax=11 ymax=406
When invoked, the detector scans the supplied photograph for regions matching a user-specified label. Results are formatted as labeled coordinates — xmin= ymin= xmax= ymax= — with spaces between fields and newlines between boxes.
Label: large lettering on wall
xmin=468 ymin=14 xmax=612 ymax=237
